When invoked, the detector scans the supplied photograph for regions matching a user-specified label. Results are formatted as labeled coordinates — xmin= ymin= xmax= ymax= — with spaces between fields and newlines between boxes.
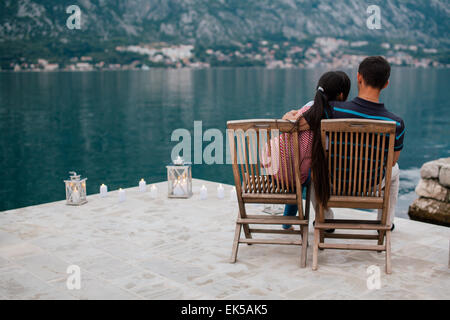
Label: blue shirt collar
xmin=353 ymin=97 xmax=385 ymax=109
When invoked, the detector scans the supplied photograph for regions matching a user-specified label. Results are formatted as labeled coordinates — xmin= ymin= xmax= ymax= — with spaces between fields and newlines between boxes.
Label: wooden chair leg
xmin=243 ymin=224 xmax=252 ymax=245
xmin=238 ymin=202 xmax=252 ymax=244
xmin=300 ymin=225 xmax=308 ymax=268
xmin=376 ymin=230 xmax=384 ymax=253
xmin=319 ymin=229 xmax=325 ymax=251
xmin=312 ymin=228 xmax=320 ymax=271
xmin=385 ymin=230 xmax=392 ymax=274
xmin=230 ymin=223 xmax=242 ymax=263
xmin=305 ymin=185 xmax=311 ymax=221
xmin=377 ymin=206 xmax=386 ymax=252
xmin=378 ymin=230 xmax=385 ymax=246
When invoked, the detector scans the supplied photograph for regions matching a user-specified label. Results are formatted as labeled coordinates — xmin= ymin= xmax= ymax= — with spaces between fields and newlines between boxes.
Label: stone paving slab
xmin=0 ymin=179 xmax=449 ymax=300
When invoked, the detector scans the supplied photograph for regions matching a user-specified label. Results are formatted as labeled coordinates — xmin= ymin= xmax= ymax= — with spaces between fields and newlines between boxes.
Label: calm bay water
xmin=1 ymin=68 xmax=449 ymax=218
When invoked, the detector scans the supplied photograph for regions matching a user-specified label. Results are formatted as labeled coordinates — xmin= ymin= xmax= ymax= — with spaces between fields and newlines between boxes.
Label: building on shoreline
xmin=4 ymin=37 xmax=448 ymax=72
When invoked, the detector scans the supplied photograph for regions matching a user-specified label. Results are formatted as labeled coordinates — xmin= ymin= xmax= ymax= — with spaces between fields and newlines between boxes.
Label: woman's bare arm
xmin=282 ymin=110 xmax=311 ymax=131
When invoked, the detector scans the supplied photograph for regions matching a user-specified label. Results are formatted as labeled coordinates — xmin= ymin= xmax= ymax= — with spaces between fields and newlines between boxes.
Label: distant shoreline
xmin=2 ymin=65 xmax=449 ymax=73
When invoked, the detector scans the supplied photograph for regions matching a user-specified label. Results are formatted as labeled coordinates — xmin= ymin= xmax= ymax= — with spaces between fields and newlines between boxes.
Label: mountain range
xmin=0 ymin=0 xmax=449 ymax=67
xmin=1 ymin=0 xmax=449 ymax=45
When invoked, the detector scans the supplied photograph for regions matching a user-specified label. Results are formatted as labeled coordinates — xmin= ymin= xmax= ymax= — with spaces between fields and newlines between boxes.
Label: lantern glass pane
xmin=64 ymin=178 xmax=87 ymax=206
xmin=167 ymin=165 xmax=192 ymax=198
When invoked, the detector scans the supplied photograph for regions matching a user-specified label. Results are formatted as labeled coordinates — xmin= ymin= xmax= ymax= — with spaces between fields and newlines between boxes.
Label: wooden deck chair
xmin=312 ymin=119 xmax=396 ymax=274
xmin=227 ymin=119 xmax=311 ymax=267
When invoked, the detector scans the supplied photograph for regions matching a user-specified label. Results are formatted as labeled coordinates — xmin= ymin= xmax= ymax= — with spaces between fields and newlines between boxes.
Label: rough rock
xmin=415 ymin=179 xmax=450 ymax=202
xmin=409 ymin=157 xmax=450 ymax=226
xmin=420 ymin=161 xmax=440 ymax=179
xmin=408 ymin=198 xmax=450 ymax=226
xmin=438 ymin=165 xmax=450 ymax=187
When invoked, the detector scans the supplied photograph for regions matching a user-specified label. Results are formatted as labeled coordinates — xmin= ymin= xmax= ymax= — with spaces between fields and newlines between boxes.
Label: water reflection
xmin=0 ymin=68 xmax=449 ymax=217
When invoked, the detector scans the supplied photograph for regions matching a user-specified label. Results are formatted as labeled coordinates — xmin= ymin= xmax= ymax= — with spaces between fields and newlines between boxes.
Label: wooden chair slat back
xmin=227 ymin=120 xmax=303 ymax=195
xmin=320 ymin=119 xmax=396 ymax=198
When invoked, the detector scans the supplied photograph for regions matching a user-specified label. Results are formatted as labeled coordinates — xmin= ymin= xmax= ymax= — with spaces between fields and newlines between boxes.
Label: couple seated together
xmin=274 ymin=56 xmax=405 ymax=233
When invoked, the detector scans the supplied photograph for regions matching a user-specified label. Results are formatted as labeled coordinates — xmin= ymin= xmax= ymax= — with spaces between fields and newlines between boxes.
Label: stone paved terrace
xmin=0 ymin=179 xmax=449 ymax=300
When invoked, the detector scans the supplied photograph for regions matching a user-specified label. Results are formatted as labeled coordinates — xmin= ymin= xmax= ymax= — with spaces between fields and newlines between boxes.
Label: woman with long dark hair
xmin=281 ymin=71 xmax=351 ymax=230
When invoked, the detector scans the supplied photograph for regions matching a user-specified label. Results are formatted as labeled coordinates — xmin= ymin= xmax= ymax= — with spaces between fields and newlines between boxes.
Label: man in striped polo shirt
xmin=284 ymin=56 xmax=405 ymax=231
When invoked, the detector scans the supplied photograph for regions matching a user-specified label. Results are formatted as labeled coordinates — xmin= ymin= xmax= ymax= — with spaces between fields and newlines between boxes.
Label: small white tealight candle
xmin=100 ymin=184 xmax=108 ymax=198
xmin=139 ymin=178 xmax=147 ymax=192
xmin=150 ymin=185 xmax=158 ymax=199
xmin=200 ymin=185 xmax=208 ymax=200
xmin=217 ymin=184 xmax=225 ymax=199
xmin=118 ymin=188 xmax=126 ymax=202
xmin=230 ymin=186 xmax=237 ymax=201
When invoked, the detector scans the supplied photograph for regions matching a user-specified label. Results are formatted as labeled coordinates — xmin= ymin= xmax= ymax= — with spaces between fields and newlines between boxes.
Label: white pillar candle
xmin=150 ymin=185 xmax=158 ymax=199
xmin=217 ymin=184 xmax=225 ymax=199
xmin=118 ymin=188 xmax=126 ymax=202
xmin=200 ymin=185 xmax=208 ymax=200
xmin=71 ymin=188 xmax=80 ymax=203
xmin=230 ymin=186 xmax=237 ymax=201
xmin=173 ymin=183 xmax=185 ymax=196
xmin=139 ymin=178 xmax=147 ymax=192
xmin=100 ymin=184 xmax=108 ymax=198
xmin=181 ymin=178 xmax=187 ymax=192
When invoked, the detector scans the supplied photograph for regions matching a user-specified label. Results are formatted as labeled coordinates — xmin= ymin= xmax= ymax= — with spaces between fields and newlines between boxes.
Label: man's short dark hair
xmin=358 ymin=56 xmax=391 ymax=89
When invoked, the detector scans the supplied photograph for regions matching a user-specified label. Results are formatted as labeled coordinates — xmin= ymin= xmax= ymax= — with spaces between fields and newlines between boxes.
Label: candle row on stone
xmin=98 ymin=180 xmax=238 ymax=202
xmin=199 ymin=184 xmax=237 ymax=201
xmin=99 ymin=179 xmax=159 ymax=202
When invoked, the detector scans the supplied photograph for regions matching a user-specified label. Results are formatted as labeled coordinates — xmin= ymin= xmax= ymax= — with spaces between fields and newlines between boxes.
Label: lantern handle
xmin=173 ymin=156 xmax=184 ymax=165
xmin=69 ymin=171 xmax=81 ymax=180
